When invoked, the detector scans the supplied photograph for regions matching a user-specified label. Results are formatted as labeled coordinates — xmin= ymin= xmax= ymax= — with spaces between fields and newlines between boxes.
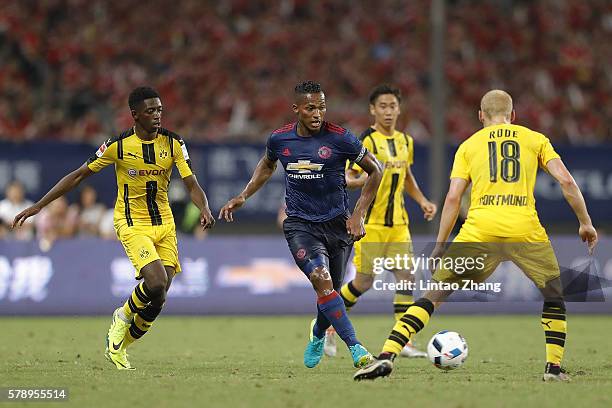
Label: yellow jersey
xmin=451 ymin=123 xmax=560 ymax=237
xmin=351 ymin=128 xmax=413 ymax=226
xmin=86 ymin=127 xmax=193 ymax=227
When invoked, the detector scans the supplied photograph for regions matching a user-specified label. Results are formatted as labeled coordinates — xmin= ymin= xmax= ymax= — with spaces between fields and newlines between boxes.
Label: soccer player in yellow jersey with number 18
xmin=324 ymin=84 xmax=438 ymax=358
xmin=354 ymin=89 xmax=598 ymax=382
xmin=12 ymin=87 xmax=215 ymax=370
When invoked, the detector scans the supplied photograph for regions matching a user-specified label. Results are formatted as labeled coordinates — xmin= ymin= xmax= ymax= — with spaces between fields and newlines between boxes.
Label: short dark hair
xmin=294 ymin=80 xmax=323 ymax=95
xmin=369 ymin=84 xmax=401 ymax=105
xmin=128 ymin=86 xmax=160 ymax=110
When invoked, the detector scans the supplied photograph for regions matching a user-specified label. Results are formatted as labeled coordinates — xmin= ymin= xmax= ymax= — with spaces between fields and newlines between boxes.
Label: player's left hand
xmin=200 ymin=207 xmax=215 ymax=229
xmin=346 ymin=214 xmax=366 ymax=241
xmin=421 ymin=200 xmax=437 ymax=221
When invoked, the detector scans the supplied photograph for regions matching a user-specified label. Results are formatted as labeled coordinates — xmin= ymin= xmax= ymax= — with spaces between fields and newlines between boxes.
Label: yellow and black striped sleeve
xmin=348 ymin=128 xmax=376 ymax=173
xmin=405 ymin=133 xmax=414 ymax=166
xmin=87 ymin=138 xmax=118 ymax=172
xmin=172 ymin=137 xmax=193 ymax=178
xmin=160 ymin=128 xmax=193 ymax=178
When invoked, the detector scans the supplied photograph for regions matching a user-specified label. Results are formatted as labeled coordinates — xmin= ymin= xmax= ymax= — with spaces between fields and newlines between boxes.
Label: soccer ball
xmin=426 ymin=330 xmax=468 ymax=370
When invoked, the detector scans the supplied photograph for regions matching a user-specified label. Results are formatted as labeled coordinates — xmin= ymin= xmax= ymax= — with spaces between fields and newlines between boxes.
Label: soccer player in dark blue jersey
xmin=219 ymin=80 xmax=383 ymax=369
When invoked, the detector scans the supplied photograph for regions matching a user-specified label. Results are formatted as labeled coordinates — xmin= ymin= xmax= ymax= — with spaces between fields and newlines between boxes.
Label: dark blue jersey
xmin=266 ymin=122 xmax=367 ymax=222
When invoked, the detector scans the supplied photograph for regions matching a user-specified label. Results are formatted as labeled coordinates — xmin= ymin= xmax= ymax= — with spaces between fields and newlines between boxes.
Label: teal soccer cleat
xmin=349 ymin=343 xmax=373 ymax=368
xmin=304 ymin=319 xmax=325 ymax=368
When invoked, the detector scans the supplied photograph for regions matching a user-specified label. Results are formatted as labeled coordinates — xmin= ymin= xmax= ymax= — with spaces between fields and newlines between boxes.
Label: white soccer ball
xmin=426 ymin=330 xmax=468 ymax=370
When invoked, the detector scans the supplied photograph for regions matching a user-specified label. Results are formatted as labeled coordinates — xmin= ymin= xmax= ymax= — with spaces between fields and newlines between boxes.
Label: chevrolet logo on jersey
xmin=287 ymin=160 xmax=324 ymax=173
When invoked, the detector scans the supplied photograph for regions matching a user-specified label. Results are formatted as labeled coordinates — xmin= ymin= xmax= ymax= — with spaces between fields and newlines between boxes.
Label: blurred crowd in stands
xmin=0 ymin=0 xmax=610 ymax=145
xmin=0 ymin=181 xmax=207 ymax=245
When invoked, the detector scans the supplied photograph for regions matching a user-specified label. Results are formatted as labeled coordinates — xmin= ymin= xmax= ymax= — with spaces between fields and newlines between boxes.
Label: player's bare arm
xmin=431 ymin=177 xmax=470 ymax=258
xmin=347 ymin=151 xmax=382 ymax=241
xmin=12 ymin=163 xmax=94 ymax=228
xmin=404 ymin=166 xmax=437 ymax=221
xmin=182 ymin=175 xmax=215 ymax=229
xmin=345 ymin=167 xmax=366 ymax=190
xmin=219 ymin=155 xmax=277 ymax=222
xmin=545 ymin=158 xmax=598 ymax=253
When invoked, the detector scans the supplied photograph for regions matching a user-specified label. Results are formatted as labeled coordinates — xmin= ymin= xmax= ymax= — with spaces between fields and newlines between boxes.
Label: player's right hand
xmin=200 ymin=207 xmax=215 ymax=229
xmin=12 ymin=205 xmax=41 ymax=229
xmin=579 ymin=223 xmax=598 ymax=255
xmin=421 ymin=200 xmax=438 ymax=221
xmin=218 ymin=195 xmax=246 ymax=222
xmin=346 ymin=214 xmax=366 ymax=241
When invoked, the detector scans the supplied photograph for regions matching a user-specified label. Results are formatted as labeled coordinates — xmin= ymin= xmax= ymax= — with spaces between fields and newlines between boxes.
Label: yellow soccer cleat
xmin=104 ymin=308 xmax=134 ymax=370
xmin=104 ymin=346 xmax=135 ymax=370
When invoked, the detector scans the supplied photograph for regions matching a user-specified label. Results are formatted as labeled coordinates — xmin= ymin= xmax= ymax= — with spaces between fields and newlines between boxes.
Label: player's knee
xmin=309 ymin=266 xmax=332 ymax=289
xmin=146 ymin=275 xmax=168 ymax=303
xmin=540 ymin=278 xmax=564 ymax=302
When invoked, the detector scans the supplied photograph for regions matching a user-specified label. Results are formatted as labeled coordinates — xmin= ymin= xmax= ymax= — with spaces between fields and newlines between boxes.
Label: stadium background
xmin=0 ymin=0 xmax=611 ymax=316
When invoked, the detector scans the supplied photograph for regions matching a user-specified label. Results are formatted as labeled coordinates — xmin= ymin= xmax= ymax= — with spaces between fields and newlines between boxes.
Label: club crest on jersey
xmin=282 ymin=148 xmax=291 ymax=157
xmin=159 ymin=149 xmax=168 ymax=159
xmin=296 ymin=248 xmax=306 ymax=259
xmin=318 ymin=146 xmax=332 ymax=159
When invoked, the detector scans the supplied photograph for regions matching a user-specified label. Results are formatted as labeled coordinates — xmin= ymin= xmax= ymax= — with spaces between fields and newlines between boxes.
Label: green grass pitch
xmin=1 ymin=315 xmax=611 ymax=408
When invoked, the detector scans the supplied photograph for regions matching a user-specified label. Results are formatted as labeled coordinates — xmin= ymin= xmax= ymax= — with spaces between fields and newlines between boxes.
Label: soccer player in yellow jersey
xmin=13 ymin=87 xmax=215 ymax=370
xmin=354 ymin=89 xmax=598 ymax=382
xmin=324 ymin=85 xmax=437 ymax=358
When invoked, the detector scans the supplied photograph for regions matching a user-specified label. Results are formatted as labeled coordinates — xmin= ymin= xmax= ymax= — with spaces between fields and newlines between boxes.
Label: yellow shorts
xmin=432 ymin=227 xmax=559 ymax=288
xmin=115 ymin=222 xmax=181 ymax=278
xmin=353 ymin=224 xmax=413 ymax=275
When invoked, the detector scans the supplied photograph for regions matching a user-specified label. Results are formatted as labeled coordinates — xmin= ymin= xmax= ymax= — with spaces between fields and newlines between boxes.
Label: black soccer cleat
xmin=353 ymin=357 xmax=394 ymax=381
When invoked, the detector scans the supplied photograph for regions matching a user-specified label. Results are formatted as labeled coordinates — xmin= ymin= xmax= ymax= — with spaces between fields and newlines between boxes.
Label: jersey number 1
xmin=488 ymin=140 xmax=520 ymax=182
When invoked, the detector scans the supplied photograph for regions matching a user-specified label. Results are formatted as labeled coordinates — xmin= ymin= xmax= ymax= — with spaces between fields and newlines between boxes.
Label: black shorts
xmin=283 ymin=214 xmax=354 ymax=290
